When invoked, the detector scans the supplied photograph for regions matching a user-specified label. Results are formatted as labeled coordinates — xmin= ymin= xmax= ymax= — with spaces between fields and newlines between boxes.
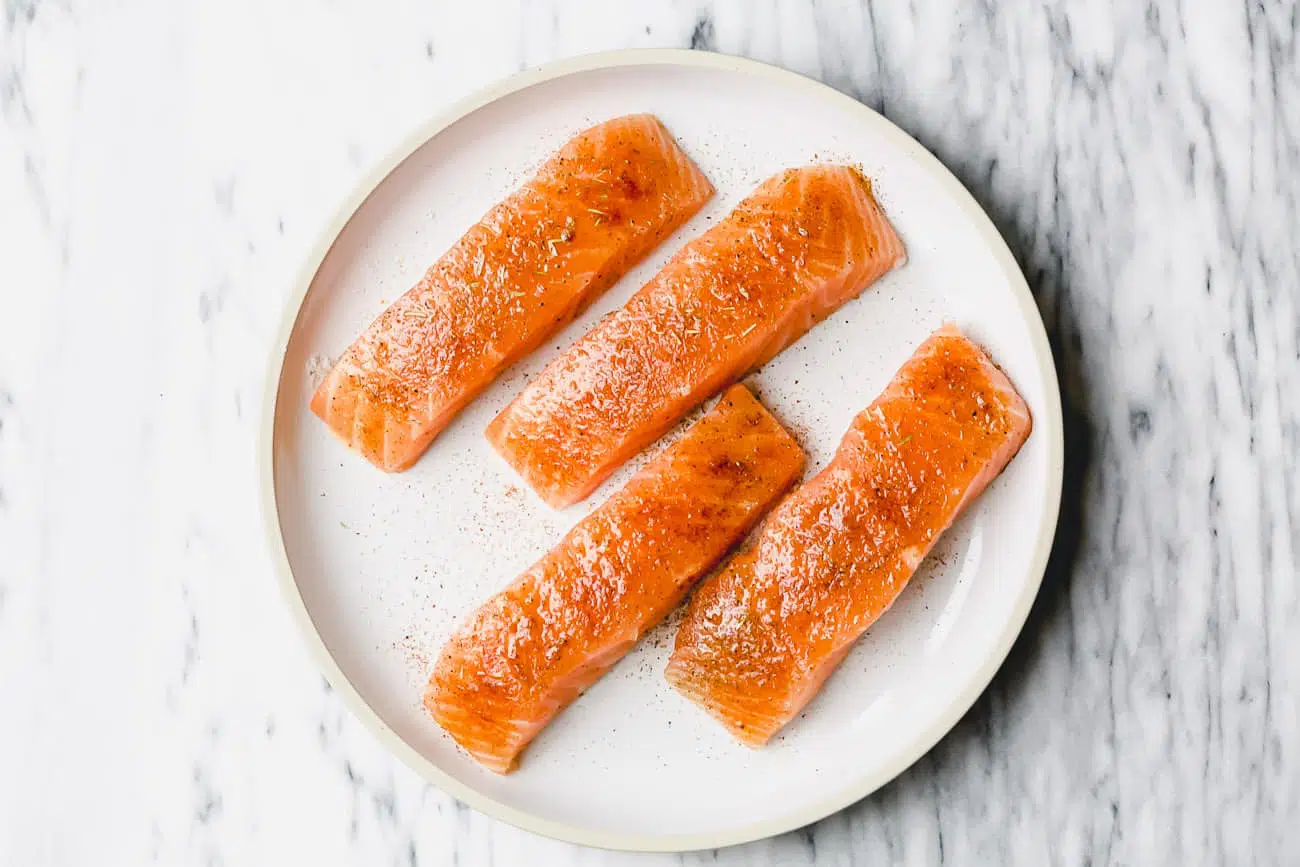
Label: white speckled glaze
xmin=265 ymin=52 xmax=1062 ymax=850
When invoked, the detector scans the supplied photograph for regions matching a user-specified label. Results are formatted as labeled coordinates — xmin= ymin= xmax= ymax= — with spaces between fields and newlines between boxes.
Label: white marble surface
xmin=2 ymin=1 xmax=1297 ymax=864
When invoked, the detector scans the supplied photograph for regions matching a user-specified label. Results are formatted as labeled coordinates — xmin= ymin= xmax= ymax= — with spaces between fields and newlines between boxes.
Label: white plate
xmin=262 ymin=50 xmax=1064 ymax=852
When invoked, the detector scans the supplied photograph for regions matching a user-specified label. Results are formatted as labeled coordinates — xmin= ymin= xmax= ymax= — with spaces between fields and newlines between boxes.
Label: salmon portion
xmin=312 ymin=114 xmax=713 ymax=471
xmin=487 ymin=165 xmax=905 ymax=508
xmin=666 ymin=326 xmax=1032 ymax=746
xmin=426 ymin=385 xmax=805 ymax=772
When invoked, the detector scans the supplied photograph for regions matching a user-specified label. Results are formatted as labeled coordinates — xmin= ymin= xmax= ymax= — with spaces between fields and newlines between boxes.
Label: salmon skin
xmin=426 ymin=385 xmax=805 ymax=772
xmin=666 ymin=326 xmax=1032 ymax=746
xmin=486 ymin=165 xmax=905 ymax=508
xmin=311 ymin=114 xmax=713 ymax=471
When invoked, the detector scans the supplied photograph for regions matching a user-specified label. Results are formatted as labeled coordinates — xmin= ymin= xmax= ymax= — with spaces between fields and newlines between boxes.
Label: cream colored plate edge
xmin=260 ymin=49 xmax=1064 ymax=852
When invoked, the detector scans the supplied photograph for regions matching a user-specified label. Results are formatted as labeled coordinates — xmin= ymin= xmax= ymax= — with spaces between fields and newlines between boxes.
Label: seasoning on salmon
xmin=486 ymin=164 xmax=904 ymax=508
xmin=311 ymin=114 xmax=713 ymax=472
xmin=426 ymin=385 xmax=805 ymax=772
xmin=666 ymin=326 xmax=1032 ymax=746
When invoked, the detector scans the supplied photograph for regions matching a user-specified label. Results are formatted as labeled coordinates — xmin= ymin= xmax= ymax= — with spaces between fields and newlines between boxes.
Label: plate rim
xmin=259 ymin=47 xmax=1065 ymax=853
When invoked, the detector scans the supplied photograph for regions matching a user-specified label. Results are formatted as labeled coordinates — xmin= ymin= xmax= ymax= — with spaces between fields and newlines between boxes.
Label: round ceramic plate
xmin=262 ymin=50 xmax=1063 ymax=852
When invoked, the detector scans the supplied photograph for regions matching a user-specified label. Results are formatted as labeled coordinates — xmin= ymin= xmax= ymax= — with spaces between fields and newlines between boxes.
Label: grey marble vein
xmin=0 ymin=1 xmax=1296 ymax=865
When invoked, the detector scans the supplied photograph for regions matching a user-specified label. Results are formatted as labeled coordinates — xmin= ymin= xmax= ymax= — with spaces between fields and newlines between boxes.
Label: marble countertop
xmin=2 ymin=1 xmax=1297 ymax=864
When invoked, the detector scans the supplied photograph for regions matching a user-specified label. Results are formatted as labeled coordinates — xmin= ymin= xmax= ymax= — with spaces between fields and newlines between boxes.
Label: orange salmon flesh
xmin=312 ymin=114 xmax=713 ymax=471
xmin=666 ymin=326 xmax=1032 ymax=746
xmin=426 ymin=385 xmax=805 ymax=772
xmin=486 ymin=165 xmax=905 ymax=508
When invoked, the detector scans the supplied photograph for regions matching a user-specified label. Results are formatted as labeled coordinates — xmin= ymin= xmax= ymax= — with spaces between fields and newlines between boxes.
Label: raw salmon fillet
xmin=666 ymin=326 xmax=1032 ymax=746
xmin=311 ymin=114 xmax=713 ymax=471
xmin=486 ymin=164 xmax=904 ymax=508
xmin=426 ymin=385 xmax=805 ymax=772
